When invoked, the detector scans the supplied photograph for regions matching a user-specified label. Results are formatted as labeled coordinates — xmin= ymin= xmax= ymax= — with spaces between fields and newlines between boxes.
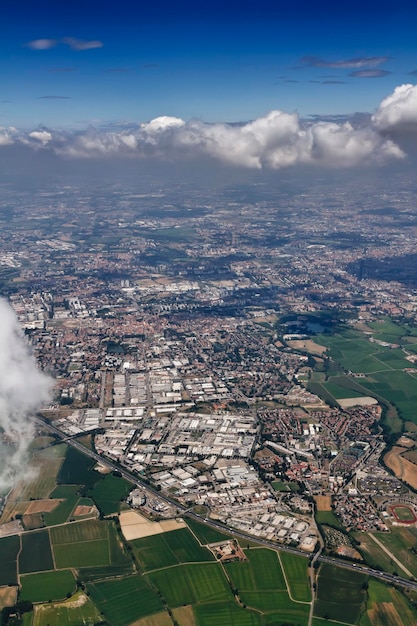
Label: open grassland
xmin=32 ymin=592 xmax=101 ymax=626
xmin=353 ymin=532 xmax=401 ymax=575
xmin=193 ymin=601 xmax=262 ymax=626
xmin=0 ymin=535 xmax=20 ymax=585
xmin=315 ymin=510 xmax=343 ymax=529
xmin=279 ymin=552 xmax=311 ymax=602
xmin=131 ymin=527 xmax=213 ymax=571
xmin=88 ymin=473 xmax=132 ymax=516
xmin=186 ymin=517 xmax=231 ymax=544
xmin=360 ymin=578 xmax=417 ymax=626
xmin=88 ymin=575 xmax=164 ymax=626
xmin=314 ymin=563 xmax=368 ymax=624
xmin=148 ymin=563 xmax=231 ymax=607
xmin=374 ymin=527 xmax=417 ymax=578
xmin=19 ymin=530 xmax=54 ymax=574
xmin=20 ymin=570 xmax=75 ymax=603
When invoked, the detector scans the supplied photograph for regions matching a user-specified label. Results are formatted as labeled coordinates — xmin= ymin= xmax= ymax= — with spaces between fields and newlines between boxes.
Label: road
xmin=33 ymin=414 xmax=417 ymax=594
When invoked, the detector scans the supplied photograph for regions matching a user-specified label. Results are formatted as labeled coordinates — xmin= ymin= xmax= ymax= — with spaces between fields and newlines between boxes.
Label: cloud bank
xmin=0 ymin=299 xmax=52 ymax=492
xmin=1 ymin=84 xmax=417 ymax=169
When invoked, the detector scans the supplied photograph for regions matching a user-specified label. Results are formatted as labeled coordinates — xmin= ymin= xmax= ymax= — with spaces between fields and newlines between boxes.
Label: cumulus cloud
xmin=48 ymin=111 xmax=403 ymax=168
xmin=301 ymin=56 xmax=390 ymax=69
xmin=2 ymin=85 xmax=417 ymax=168
xmin=372 ymin=84 xmax=417 ymax=131
xmin=28 ymin=130 xmax=52 ymax=144
xmin=0 ymin=299 xmax=52 ymax=491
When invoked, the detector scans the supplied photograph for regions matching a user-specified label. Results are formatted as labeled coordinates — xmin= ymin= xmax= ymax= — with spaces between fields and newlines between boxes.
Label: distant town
xmin=2 ymin=169 xmax=417 ymax=560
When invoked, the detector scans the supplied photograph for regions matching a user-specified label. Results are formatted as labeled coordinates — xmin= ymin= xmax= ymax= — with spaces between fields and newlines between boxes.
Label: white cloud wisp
xmin=0 ymin=299 xmax=52 ymax=492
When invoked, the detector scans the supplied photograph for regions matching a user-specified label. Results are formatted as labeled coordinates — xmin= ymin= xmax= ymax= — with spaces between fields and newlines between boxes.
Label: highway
xmin=32 ymin=414 xmax=417 ymax=593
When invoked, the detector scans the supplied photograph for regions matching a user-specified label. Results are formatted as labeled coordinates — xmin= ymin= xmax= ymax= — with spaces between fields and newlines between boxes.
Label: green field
xmin=271 ymin=481 xmax=300 ymax=492
xmin=50 ymin=519 xmax=130 ymax=569
xmin=57 ymin=447 xmax=98 ymax=487
xmin=315 ymin=326 xmax=417 ymax=425
xmin=226 ymin=549 xmax=294 ymax=614
xmin=359 ymin=578 xmax=417 ymax=626
xmin=44 ymin=495 xmax=80 ymax=526
xmin=315 ymin=510 xmax=343 ymax=529
xmin=279 ymin=552 xmax=311 ymax=602
xmin=51 ymin=518 xmax=110 ymax=569
xmin=50 ymin=519 xmax=108 ymax=544
xmin=32 ymin=592 xmax=101 ymax=626
xmin=186 ymin=517 xmax=231 ymax=544
xmin=373 ymin=527 xmax=417 ymax=578
xmin=148 ymin=563 xmax=231 ymax=607
xmin=20 ymin=570 xmax=75 ymax=603
xmin=87 ymin=473 xmax=132 ymax=516
xmin=0 ymin=535 xmax=20 ymax=585
xmin=19 ymin=530 xmax=54 ymax=574
xmin=88 ymin=575 xmax=164 ymax=626
xmin=193 ymin=601 xmax=262 ymax=626
xmin=314 ymin=563 xmax=367 ymax=624
xmin=131 ymin=527 xmax=213 ymax=571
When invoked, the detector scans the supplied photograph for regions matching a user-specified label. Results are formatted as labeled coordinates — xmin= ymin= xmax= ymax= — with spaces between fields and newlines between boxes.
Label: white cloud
xmin=26 ymin=38 xmax=57 ymax=50
xmin=29 ymin=130 xmax=52 ymax=144
xmin=62 ymin=37 xmax=103 ymax=51
xmin=0 ymin=299 xmax=52 ymax=491
xmin=372 ymin=84 xmax=417 ymax=131
xmin=1 ymin=84 xmax=416 ymax=168
xmin=53 ymin=109 xmax=401 ymax=169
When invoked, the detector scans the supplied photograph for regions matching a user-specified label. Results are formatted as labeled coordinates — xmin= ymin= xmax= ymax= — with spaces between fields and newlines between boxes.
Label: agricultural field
xmin=50 ymin=518 xmax=130 ymax=569
xmin=87 ymin=473 xmax=132 ymax=516
xmin=373 ymin=527 xmax=417 ymax=578
xmin=131 ymin=527 xmax=213 ymax=571
xmin=279 ymin=552 xmax=311 ymax=602
xmin=57 ymin=447 xmax=98 ymax=487
xmin=225 ymin=549 xmax=309 ymax=618
xmin=314 ymin=563 xmax=368 ymax=624
xmin=0 ymin=535 xmax=20 ymax=585
xmin=185 ymin=517 xmax=231 ymax=544
xmin=19 ymin=530 xmax=54 ymax=574
xmin=315 ymin=325 xmax=417 ymax=425
xmin=0 ymin=586 xmax=18 ymax=611
xmin=353 ymin=532 xmax=402 ymax=576
xmin=359 ymin=578 xmax=417 ymax=626
xmin=148 ymin=563 xmax=231 ymax=607
xmin=32 ymin=592 xmax=102 ymax=626
xmin=87 ymin=575 xmax=164 ymax=626
xmin=193 ymin=601 xmax=262 ymax=626
xmin=20 ymin=570 xmax=75 ymax=603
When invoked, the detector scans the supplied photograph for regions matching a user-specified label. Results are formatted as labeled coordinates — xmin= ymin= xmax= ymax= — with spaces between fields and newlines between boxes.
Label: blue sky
xmin=2 ymin=0 xmax=417 ymax=128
